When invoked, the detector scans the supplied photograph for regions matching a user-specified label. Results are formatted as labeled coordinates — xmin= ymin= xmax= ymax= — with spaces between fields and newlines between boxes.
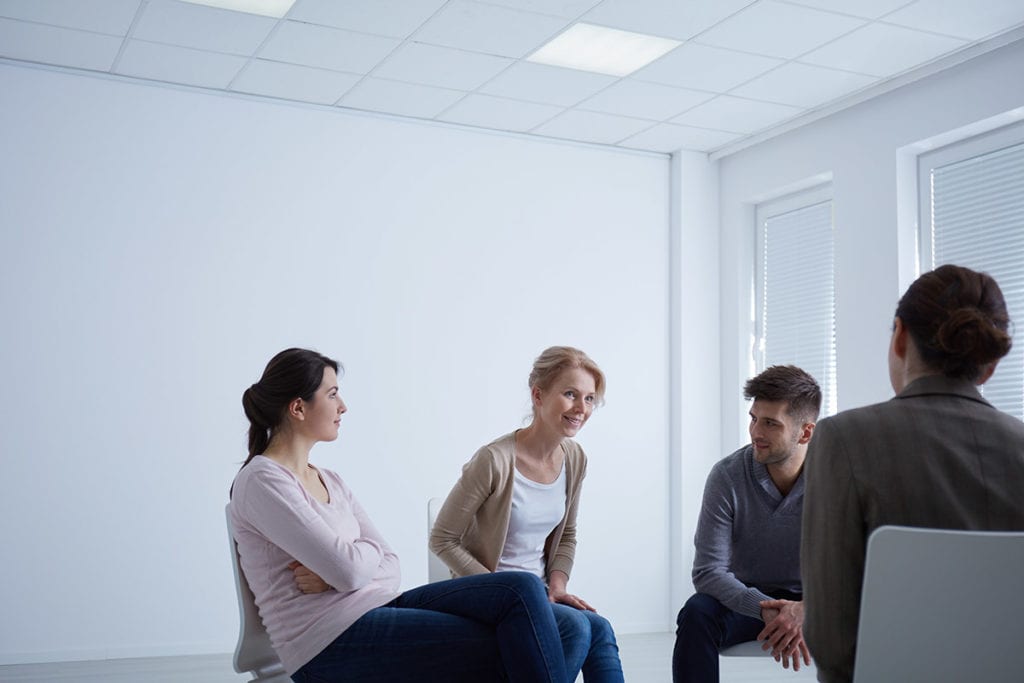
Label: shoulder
xmin=560 ymin=438 xmax=587 ymax=464
xmin=712 ymin=446 xmax=750 ymax=478
xmin=464 ymin=433 xmax=516 ymax=475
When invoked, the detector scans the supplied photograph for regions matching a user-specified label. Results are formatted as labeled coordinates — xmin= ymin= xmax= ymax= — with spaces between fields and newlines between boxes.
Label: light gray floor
xmin=0 ymin=632 xmax=818 ymax=682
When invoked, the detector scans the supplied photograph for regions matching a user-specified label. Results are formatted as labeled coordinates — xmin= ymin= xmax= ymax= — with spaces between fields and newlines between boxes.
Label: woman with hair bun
xmin=230 ymin=348 xmax=568 ymax=683
xmin=801 ymin=265 xmax=1024 ymax=683
xmin=430 ymin=346 xmax=625 ymax=682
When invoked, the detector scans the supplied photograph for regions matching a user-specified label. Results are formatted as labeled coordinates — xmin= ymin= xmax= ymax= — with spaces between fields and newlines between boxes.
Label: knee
xmin=585 ymin=612 xmax=617 ymax=647
xmin=554 ymin=604 xmax=591 ymax=640
xmin=500 ymin=570 xmax=548 ymax=598
xmin=676 ymin=593 xmax=723 ymax=631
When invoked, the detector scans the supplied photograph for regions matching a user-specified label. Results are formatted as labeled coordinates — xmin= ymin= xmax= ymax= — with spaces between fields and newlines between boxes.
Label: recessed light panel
xmin=179 ymin=0 xmax=296 ymax=19
xmin=527 ymin=23 xmax=681 ymax=78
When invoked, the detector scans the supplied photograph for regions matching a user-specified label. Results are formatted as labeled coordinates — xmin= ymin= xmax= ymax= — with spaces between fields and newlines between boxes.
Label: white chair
xmin=852 ymin=525 xmax=1024 ymax=683
xmin=427 ymin=497 xmax=450 ymax=583
xmin=225 ymin=505 xmax=291 ymax=683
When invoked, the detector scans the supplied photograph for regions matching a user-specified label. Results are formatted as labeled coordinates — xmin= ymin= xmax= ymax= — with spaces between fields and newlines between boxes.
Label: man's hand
xmin=758 ymin=598 xmax=811 ymax=671
xmin=288 ymin=561 xmax=330 ymax=594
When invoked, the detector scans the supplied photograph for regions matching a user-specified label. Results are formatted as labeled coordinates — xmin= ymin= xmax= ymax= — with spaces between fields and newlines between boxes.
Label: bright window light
xmin=527 ymin=23 xmax=681 ymax=77
xmin=179 ymin=0 xmax=296 ymax=18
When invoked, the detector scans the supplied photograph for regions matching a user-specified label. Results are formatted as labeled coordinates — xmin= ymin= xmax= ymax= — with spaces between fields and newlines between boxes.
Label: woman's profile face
xmin=303 ymin=366 xmax=347 ymax=442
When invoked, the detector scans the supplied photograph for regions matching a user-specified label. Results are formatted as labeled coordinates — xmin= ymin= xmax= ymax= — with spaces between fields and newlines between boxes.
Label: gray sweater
xmin=692 ymin=445 xmax=804 ymax=619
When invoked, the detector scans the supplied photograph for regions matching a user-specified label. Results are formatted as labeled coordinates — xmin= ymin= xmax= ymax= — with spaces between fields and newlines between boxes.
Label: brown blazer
xmin=429 ymin=431 xmax=587 ymax=582
xmin=801 ymin=374 xmax=1024 ymax=682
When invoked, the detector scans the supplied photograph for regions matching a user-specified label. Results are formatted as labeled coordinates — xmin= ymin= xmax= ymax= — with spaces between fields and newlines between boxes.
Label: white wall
xmin=0 ymin=63 xmax=672 ymax=664
xmin=717 ymin=38 xmax=1024 ymax=450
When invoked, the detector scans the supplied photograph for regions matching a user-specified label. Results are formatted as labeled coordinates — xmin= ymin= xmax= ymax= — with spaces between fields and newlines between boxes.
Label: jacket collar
xmin=895 ymin=374 xmax=992 ymax=408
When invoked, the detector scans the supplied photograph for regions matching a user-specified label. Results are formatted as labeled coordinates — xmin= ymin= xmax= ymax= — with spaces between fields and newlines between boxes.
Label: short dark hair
xmin=895 ymin=264 xmax=1012 ymax=381
xmin=744 ymin=365 xmax=822 ymax=423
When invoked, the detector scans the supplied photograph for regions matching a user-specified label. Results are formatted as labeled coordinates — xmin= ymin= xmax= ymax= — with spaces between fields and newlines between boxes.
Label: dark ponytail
xmin=240 ymin=348 xmax=341 ymax=468
xmin=896 ymin=264 xmax=1012 ymax=381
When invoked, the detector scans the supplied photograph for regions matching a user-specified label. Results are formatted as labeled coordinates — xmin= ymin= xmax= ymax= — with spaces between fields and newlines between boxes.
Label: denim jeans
xmin=292 ymin=571 xmax=567 ymax=683
xmin=551 ymin=603 xmax=624 ymax=683
xmin=672 ymin=591 xmax=801 ymax=683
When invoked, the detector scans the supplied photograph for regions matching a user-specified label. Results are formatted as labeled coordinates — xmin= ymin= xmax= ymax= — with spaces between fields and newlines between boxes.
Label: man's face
xmin=748 ymin=399 xmax=804 ymax=466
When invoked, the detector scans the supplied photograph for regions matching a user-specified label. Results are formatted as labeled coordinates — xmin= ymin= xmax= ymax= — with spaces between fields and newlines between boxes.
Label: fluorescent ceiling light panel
xmin=527 ymin=23 xmax=681 ymax=77
xmin=179 ymin=0 xmax=296 ymax=18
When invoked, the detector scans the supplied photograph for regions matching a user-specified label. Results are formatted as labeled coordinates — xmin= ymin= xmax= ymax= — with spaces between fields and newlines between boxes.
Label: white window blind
xmin=755 ymin=189 xmax=837 ymax=416
xmin=920 ymin=128 xmax=1024 ymax=420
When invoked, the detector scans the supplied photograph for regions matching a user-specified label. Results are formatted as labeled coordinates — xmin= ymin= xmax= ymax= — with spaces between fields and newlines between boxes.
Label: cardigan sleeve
xmin=429 ymin=447 xmax=499 ymax=577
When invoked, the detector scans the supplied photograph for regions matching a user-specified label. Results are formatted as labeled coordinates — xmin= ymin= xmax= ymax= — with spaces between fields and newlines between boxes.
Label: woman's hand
xmin=548 ymin=570 xmax=596 ymax=611
xmin=288 ymin=560 xmax=330 ymax=594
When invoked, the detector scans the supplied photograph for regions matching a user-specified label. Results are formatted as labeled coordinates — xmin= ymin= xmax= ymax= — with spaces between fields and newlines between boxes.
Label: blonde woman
xmin=430 ymin=346 xmax=624 ymax=683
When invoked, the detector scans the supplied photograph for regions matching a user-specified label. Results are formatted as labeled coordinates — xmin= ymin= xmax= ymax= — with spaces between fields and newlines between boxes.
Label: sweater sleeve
xmin=429 ymin=448 xmax=500 ymax=577
xmin=692 ymin=463 xmax=772 ymax=619
xmin=238 ymin=464 xmax=396 ymax=594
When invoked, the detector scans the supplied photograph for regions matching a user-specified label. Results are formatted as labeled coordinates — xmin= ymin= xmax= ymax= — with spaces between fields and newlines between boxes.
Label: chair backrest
xmin=225 ymin=504 xmax=290 ymax=683
xmin=427 ymin=497 xmax=450 ymax=583
xmin=853 ymin=525 xmax=1024 ymax=683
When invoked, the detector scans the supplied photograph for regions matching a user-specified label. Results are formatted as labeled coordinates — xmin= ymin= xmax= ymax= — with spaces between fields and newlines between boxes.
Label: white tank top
xmin=495 ymin=465 xmax=567 ymax=578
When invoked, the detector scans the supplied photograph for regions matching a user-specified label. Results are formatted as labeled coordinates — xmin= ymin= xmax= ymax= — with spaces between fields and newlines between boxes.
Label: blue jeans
xmin=551 ymin=603 xmax=624 ymax=683
xmin=292 ymin=571 xmax=567 ymax=683
xmin=671 ymin=592 xmax=765 ymax=683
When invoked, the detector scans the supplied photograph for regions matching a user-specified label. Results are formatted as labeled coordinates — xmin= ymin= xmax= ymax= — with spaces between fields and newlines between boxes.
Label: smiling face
xmin=302 ymin=366 xmax=347 ymax=443
xmin=748 ymin=398 xmax=803 ymax=466
xmin=533 ymin=366 xmax=597 ymax=438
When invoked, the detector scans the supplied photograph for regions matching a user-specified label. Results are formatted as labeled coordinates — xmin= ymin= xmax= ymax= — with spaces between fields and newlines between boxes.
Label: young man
xmin=673 ymin=365 xmax=822 ymax=683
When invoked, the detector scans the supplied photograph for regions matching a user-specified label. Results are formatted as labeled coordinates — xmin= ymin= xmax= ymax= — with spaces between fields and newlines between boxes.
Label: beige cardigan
xmin=429 ymin=431 xmax=588 ymax=582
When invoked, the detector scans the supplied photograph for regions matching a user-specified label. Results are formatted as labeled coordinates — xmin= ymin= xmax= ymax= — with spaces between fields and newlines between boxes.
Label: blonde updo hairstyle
xmin=528 ymin=346 xmax=606 ymax=416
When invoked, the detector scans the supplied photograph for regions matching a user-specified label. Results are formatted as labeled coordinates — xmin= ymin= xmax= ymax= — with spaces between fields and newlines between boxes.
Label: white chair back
xmin=853 ymin=525 xmax=1024 ymax=682
xmin=225 ymin=504 xmax=291 ymax=683
xmin=427 ymin=497 xmax=450 ymax=583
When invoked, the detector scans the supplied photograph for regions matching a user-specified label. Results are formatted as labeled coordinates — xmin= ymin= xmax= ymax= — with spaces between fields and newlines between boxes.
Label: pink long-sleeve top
xmin=229 ymin=456 xmax=401 ymax=675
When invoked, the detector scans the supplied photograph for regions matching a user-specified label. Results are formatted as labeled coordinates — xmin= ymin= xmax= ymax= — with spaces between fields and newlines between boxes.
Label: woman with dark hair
xmin=801 ymin=265 xmax=1024 ymax=683
xmin=229 ymin=348 xmax=568 ymax=683
xmin=430 ymin=346 xmax=624 ymax=682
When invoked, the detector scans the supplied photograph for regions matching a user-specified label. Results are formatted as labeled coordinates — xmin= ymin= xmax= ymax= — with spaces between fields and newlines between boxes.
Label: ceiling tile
xmin=634 ymin=42 xmax=783 ymax=92
xmin=671 ymin=95 xmax=804 ymax=133
xmin=482 ymin=0 xmax=602 ymax=19
xmin=620 ymin=122 xmax=741 ymax=153
xmin=373 ymin=42 xmax=513 ymax=90
xmin=0 ymin=0 xmax=141 ymax=35
xmin=258 ymin=20 xmax=400 ymax=73
xmin=533 ymin=109 xmax=653 ymax=144
xmin=287 ymin=0 xmax=445 ymax=39
xmin=115 ymin=39 xmax=246 ymax=88
xmin=801 ymin=22 xmax=967 ymax=77
xmin=883 ymin=0 xmax=1024 ymax=40
xmin=782 ymin=0 xmax=915 ymax=19
xmin=414 ymin=0 xmax=569 ymax=58
xmin=230 ymin=58 xmax=361 ymax=104
xmin=581 ymin=0 xmax=755 ymax=41
xmin=697 ymin=0 xmax=866 ymax=58
xmin=340 ymin=77 xmax=466 ymax=118
xmin=436 ymin=94 xmax=562 ymax=132
xmin=579 ymin=79 xmax=713 ymax=121
xmin=132 ymin=0 xmax=276 ymax=55
xmin=0 ymin=17 xmax=122 ymax=71
xmin=730 ymin=61 xmax=878 ymax=107
xmin=478 ymin=62 xmax=616 ymax=106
